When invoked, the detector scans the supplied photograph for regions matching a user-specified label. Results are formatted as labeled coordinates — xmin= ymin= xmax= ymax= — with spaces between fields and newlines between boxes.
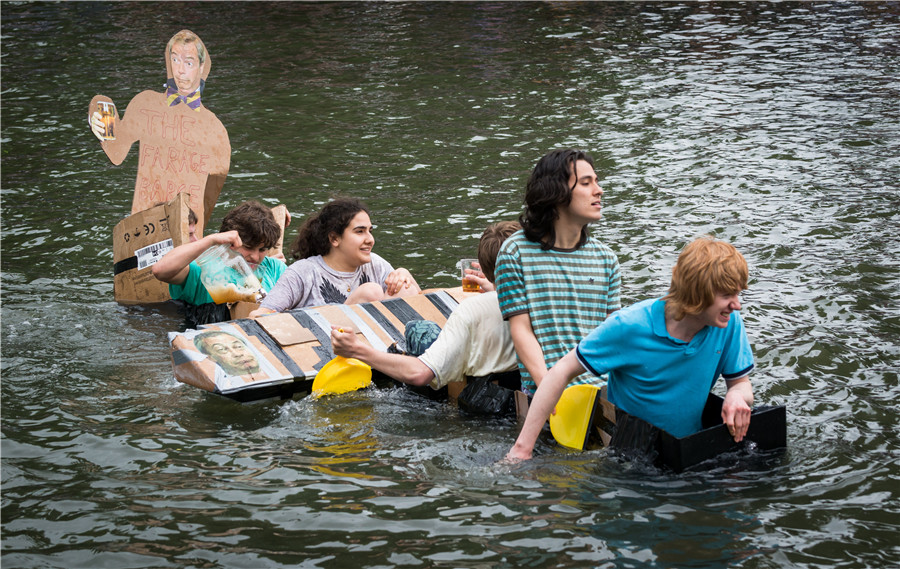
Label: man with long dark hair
xmin=495 ymin=149 xmax=621 ymax=399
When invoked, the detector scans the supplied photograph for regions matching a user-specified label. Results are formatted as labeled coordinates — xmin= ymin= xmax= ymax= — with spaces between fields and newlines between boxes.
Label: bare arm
xmin=509 ymin=313 xmax=548 ymax=387
xmin=384 ymin=268 xmax=421 ymax=297
xmin=330 ymin=326 xmax=434 ymax=386
xmin=152 ymin=231 xmax=242 ymax=285
xmin=722 ymin=376 xmax=753 ymax=442
xmin=249 ymin=307 xmax=275 ymax=318
xmin=506 ymin=349 xmax=585 ymax=461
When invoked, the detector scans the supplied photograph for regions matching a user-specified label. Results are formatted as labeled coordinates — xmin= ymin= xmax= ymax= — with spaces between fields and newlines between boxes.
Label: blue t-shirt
xmin=575 ymin=298 xmax=754 ymax=438
xmin=169 ymin=256 xmax=287 ymax=305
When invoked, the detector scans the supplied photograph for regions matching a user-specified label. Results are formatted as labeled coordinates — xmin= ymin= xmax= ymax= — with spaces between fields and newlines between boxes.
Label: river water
xmin=2 ymin=2 xmax=898 ymax=568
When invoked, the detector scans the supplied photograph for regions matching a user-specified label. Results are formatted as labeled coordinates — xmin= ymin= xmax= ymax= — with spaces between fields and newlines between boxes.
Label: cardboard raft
xmin=168 ymin=288 xmax=471 ymax=402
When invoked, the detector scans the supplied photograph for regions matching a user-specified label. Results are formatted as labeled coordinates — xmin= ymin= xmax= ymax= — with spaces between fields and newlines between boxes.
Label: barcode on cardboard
xmin=136 ymin=239 xmax=174 ymax=270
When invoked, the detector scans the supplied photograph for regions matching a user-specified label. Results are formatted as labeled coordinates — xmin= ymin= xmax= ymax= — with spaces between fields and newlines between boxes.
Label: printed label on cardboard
xmin=136 ymin=239 xmax=174 ymax=270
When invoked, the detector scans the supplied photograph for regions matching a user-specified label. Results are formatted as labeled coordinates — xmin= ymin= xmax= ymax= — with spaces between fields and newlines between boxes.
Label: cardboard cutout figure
xmin=89 ymin=30 xmax=230 ymax=233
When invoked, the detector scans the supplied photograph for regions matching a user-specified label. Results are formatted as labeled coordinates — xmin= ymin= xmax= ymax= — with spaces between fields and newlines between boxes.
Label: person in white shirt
xmin=330 ymin=221 xmax=521 ymax=391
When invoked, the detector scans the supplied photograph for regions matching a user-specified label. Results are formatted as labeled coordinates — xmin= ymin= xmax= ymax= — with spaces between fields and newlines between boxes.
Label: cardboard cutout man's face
xmin=202 ymin=333 xmax=261 ymax=376
xmin=170 ymin=41 xmax=204 ymax=96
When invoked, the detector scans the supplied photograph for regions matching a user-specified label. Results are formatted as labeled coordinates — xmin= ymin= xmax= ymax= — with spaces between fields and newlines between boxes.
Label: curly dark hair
xmin=520 ymin=149 xmax=594 ymax=250
xmin=219 ymin=201 xmax=281 ymax=250
xmin=290 ymin=197 xmax=370 ymax=260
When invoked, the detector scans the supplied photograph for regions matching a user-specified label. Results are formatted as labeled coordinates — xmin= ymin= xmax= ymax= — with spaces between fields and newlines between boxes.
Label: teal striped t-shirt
xmin=495 ymin=230 xmax=621 ymax=394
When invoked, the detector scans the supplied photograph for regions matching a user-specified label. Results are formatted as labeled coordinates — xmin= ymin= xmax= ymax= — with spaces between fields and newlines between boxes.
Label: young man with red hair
xmin=507 ymin=236 xmax=755 ymax=461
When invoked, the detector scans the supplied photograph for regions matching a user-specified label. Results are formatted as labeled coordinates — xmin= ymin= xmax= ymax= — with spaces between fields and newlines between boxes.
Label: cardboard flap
xmin=170 ymin=333 xmax=217 ymax=392
xmin=257 ymin=313 xmax=317 ymax=347
xmin=314 ymin=305 xmax=360 ymax=334
xmin=113 ymin=192 xmax=190 ymax=263
xmin=112 ymin=193 xmax=190 ymax=304
xmin=391 ymin=293 xmax=452 ymax=326
xmin=201 ymin=172 xmax=227 ymax=228
xmin=442 ymin=287 xmax=480 ymax=304
xmin=229 ymin=301 xmax=260 ymax=320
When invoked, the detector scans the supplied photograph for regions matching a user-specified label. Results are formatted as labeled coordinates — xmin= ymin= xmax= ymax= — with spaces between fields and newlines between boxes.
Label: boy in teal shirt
xmin=153 ymin=200 xmax=286 ymax=327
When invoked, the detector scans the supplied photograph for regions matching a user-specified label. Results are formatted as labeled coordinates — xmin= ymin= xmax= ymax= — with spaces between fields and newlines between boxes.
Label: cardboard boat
xmin=550 ymin=384 xmax=787 ymax=472
xmin=167 ymin=288 xmax=471 ymax=403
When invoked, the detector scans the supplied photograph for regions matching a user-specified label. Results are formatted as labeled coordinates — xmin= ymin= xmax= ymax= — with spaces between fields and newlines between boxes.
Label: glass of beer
xmin=97 ymin=101 xmax=116 ymax=140
xmin=460 ymin=258 xmax=480 ymax=292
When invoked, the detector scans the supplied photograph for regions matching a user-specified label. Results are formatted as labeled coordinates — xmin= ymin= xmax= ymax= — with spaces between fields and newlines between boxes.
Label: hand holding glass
xmin=460 ymin=258 xmax=481 ymax=292
xmin=96 ymin=101 xmax=116 ymax=140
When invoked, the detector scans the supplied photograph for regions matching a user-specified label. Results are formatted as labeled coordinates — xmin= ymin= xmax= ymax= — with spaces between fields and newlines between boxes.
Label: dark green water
xmin=2 ymin=2 xmax=898 ymax=568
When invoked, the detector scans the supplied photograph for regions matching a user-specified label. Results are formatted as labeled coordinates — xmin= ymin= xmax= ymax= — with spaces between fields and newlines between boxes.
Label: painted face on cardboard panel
xmin=170 ymin=41 xmax=204 ymax=96
xmin=330 ymin=211 xmax=375 ymax=270
xmin=203 ymin=334 xmax=260 ymax=376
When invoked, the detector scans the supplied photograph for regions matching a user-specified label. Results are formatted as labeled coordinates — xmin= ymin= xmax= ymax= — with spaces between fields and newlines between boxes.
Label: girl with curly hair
xmin=251 ymin=197 xmax=419 ymax=314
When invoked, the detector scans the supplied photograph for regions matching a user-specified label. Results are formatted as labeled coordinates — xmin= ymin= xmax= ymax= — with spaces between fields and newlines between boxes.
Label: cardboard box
xmin=112 ymin=193 xmax=190 ymax=304
xmin=229 ymin=301 xmax=259 ymax=320
xmin=593 ymin=390 xmax=787 ymax=472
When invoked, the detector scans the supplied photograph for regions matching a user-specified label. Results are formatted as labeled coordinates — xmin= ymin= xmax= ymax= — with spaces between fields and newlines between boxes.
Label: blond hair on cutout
xmin=663 ymin=236 xmax=748 ymax=321
xmin=167 ymin=29 xmax=206 ymax=66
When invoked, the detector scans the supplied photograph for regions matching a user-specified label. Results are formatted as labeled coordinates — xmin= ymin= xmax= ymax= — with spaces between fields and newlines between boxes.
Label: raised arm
xmin=152 ymin=231 xmax=242 ymax=285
